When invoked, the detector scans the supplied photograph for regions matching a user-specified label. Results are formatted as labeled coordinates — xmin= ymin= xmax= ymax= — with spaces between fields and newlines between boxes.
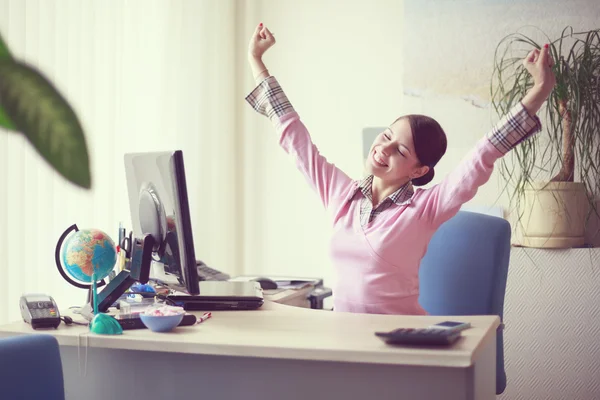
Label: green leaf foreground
xmin=0 ymin=102 xmax=16 ymax=130
xmin=0 ymin=31 xmax=17 ymax=130
xmin=0 ymin=60 xmax=91 ymax=189
xmin=0 ymin=32 xmax=12 ymax=60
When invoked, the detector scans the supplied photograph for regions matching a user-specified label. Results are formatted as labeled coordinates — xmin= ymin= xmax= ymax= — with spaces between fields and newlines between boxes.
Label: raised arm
xmin=422 ymin=44 xmax=556 ymax=225
xmin=247 ymin=23 xmax=273 ymax=85
xmin=245 ymin=24 xmax=353 ymax=212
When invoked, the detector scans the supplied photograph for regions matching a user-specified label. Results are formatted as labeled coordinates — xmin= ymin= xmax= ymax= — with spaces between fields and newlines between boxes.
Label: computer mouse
xmin=253 ymin=277 xmax=278 ymax=290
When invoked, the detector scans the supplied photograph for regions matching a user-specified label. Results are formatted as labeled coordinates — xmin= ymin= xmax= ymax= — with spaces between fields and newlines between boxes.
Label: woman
xmin=246 ymin=23 xmax=555 ymax=315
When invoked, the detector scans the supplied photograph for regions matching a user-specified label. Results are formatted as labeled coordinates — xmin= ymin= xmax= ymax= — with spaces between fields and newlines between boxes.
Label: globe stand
xmin=89 ymin=273 xmax=123 ymax=335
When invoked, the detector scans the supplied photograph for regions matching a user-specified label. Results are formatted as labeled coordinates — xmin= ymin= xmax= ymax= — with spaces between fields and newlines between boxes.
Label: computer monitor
xmin=124 ymin=150 xmax=200 ymax=295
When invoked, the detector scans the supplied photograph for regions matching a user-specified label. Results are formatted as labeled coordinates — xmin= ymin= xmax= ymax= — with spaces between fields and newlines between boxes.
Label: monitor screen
xmin=124 ymin=150 xmax=199 ymax=295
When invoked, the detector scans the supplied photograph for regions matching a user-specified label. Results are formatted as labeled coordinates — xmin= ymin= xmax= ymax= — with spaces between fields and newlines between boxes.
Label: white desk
xmin=0 ymin=302 xmax=499 ymax=400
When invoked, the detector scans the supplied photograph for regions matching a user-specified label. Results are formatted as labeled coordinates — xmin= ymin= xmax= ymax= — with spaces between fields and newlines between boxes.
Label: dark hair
xmin=402 ymin=114 xmax=447 ymax=186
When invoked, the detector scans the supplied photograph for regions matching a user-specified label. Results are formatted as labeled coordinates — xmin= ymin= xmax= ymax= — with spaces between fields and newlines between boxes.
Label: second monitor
xmin=123 ymin=150 xmax=263 ymax=310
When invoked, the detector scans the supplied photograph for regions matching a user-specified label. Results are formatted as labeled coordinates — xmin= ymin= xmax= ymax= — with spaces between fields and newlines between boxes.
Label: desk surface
xmin=0 ymin=301 xmax=499 ymax=368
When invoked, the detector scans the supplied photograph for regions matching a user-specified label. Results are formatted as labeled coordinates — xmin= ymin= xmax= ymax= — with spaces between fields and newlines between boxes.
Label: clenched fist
xmin=248 ymin=23 xmax=276 ymax=60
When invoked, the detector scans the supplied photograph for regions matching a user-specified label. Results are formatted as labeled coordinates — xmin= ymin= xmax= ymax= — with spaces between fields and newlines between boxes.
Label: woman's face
xmin=365 ymin=118 xmax=428 ymax=184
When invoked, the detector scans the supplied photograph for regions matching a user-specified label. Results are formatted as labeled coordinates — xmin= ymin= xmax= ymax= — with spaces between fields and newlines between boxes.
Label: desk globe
xmin=61 ymin=229 xmax=117 ymax=285
xmin=56 ymin=225 xmax=122 ymax=334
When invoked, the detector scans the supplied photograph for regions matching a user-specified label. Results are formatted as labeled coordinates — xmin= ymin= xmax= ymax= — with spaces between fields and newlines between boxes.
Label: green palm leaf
xmin=0 ymin=60 xmax=91 ymax=188
xmin=0 ymin=31 xmax=16 ymax=130
xmin=0 ymin=32 xmax=11 ymax=59
xmin=0 ymin=95 xmax=15 ymax=130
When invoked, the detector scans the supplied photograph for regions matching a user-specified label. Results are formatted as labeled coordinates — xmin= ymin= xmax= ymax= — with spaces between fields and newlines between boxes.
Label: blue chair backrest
xmin=419 ymin=210 xmax=511 ymax=395
xmin=0 ymin=334 xmax=65 ymax=400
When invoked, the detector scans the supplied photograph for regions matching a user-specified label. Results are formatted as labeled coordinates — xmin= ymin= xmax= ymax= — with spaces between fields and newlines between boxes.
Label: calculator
xmin=375 ymin=327 xmax=462 ymax=346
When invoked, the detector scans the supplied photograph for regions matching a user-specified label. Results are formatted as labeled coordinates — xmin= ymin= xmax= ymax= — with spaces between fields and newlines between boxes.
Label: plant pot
xmin=520 ymin=182 xmax=588 ymax=248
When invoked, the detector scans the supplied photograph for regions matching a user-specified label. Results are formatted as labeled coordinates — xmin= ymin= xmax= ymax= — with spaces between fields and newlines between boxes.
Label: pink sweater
xmin=246 ymin=76 xmax=541 ymax=315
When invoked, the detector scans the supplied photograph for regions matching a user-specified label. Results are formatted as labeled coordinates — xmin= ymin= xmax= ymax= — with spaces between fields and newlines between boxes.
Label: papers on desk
xmin=271 ymin=281 xmax=311 ymax=290
xmin=230 ymin=276 xmax=320 ymax=290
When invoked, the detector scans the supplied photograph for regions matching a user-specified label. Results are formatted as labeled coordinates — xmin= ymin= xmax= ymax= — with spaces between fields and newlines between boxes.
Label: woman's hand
xmin=520 ymin=44 xmax=556 ymax=115
xmin=248 ymin=23 xmax=276 ymax=60
xmin=248 ymin=23 xmax=275 ymax=84
xmin=523 ymin=44 xmax=556 ymax=98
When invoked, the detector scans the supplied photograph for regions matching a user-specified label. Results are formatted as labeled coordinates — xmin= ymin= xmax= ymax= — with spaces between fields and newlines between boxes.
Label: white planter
xmin=521 ymin=182 xmax=588 ymax=248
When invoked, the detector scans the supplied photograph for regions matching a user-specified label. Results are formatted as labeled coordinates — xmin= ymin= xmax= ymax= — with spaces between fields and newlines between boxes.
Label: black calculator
xmin=375 ymin=327 xmax=461 ymax=346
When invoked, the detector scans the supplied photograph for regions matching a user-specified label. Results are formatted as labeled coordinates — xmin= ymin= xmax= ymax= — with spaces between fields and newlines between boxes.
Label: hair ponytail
xmin=404 ymin=114 xmax=447 ymax=185
xmin=411 ymin=167 xmax=435 ymax=186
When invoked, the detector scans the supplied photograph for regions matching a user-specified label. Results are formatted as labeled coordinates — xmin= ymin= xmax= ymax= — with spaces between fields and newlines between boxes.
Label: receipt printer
xmin=20 ymin=294 xmax=61 ymax=329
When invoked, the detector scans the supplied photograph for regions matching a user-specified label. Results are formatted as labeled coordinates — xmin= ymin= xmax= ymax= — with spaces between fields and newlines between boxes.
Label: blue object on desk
xmin=0 ymin=334 xmax=65 ymax=400
xmin=140 ymin=313 xmax=184 ymax=332
xmin=419 ymin=211 xmax=511 ymax=395
xmin=131 ymin=283 xmax=156 ymax=295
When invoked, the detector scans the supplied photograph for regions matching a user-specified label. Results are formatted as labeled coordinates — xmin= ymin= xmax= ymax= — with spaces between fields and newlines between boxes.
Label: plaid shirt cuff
xmin=487 ymin=102 xmax=542 ymax=154
xmin=245 ymin=76 xmax=295 ymax=120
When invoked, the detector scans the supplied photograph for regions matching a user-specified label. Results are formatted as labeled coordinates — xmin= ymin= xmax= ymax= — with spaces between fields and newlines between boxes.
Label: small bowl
xmin=139 ymin=313 xmax=184 ymax=332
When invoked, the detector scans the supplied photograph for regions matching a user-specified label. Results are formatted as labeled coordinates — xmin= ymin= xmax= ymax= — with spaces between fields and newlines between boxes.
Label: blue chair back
xmin=0 ymin=334 xmax=65 ymax=400
xmin=419 ymin=211 xmax=510 ymax=395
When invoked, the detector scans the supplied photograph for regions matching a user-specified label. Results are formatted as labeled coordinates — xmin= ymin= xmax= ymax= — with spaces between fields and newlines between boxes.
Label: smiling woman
xmin=366 ymin=115 xmax=448 ymax=206
xmin=246 ymin=22 xmax=555 ymax=316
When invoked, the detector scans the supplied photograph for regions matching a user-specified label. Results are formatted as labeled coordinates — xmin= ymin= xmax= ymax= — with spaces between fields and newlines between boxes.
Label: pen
xmin=197 ymin=312 xmax=212 ymax=324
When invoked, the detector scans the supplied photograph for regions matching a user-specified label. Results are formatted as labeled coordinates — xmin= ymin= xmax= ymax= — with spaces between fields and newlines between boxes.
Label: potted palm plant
xmin=491 ymin=27 xmax=600 ymax=248
xmin=0 ymin=32 xmax=91 ymax=189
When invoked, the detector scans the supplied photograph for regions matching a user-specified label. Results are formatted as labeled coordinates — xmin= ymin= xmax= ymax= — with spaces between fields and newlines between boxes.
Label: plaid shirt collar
xmin=352 ymin=175 xmax=414 ymax=206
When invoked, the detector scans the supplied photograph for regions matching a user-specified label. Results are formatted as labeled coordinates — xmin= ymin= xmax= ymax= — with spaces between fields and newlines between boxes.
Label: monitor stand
xmin=80 ymin=234 xmax=155 ymax=319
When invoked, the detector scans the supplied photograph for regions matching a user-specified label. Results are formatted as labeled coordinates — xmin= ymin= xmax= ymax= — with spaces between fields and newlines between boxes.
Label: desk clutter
xmin=19 ymin=290 xmax=213 ymax=334
xmin=19 ymin=150 xmax=333 ymax=337
xmin=21 ymin=217 xmax=330 ymax=336
xmin=16 ymin=221 xmax=265 ymax=336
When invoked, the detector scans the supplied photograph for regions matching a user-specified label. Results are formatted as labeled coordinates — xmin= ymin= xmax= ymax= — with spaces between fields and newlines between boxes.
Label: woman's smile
xmin=373 ymin=150 xmax=389 ymax=167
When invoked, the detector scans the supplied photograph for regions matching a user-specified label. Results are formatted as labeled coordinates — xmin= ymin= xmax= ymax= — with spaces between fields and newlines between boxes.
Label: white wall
xmin=504 ymin=248 xmax=600 ymax=399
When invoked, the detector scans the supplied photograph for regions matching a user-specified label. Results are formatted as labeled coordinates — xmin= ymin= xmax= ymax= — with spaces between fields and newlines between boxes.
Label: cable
xmin=77 ymin=332 xmax=89 ymax=377
xmin=61 ymin=316 xmax=89 ymax=326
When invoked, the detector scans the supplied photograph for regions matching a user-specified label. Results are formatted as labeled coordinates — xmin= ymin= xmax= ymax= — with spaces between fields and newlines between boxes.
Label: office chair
xmin=0 ymin=334 xmax=66 ymax=400
xmin=419 ymin=210 xmax=511 ymax=395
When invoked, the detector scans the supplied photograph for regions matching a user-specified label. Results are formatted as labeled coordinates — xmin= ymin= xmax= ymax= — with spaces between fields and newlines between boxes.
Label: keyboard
xmin=197 ymin=261 xmax=230 ymax=281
